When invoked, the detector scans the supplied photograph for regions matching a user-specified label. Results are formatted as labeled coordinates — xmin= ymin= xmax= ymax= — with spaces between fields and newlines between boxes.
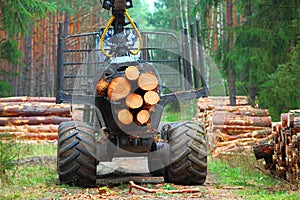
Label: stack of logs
xmin=196 ymin=96 xmax=273 ymax=155
xmin=264 ymin=110 xmax=300 ymax=185
xmin=96 ymin=65 xmax=160 ymax=127
xmin=0 ymin=96 xmax=71 ymax=140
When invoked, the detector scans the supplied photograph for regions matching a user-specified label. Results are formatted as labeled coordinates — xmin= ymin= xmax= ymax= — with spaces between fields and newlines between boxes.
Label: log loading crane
xmin=56 ymin=0 xmax=208 ymax=187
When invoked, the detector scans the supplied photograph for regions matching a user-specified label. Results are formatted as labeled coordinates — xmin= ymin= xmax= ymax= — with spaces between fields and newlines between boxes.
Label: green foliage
xmin=0 ymin=39 xmax=22 ymax=64
xmin=0 ymin=80 xmax=13 ymax=97
xmin=162 ymin=183 xmax=177 ymax=190
xmin=148 ymin=0 xmax=197 ymax=31
xmin=197 ymin=0 xmax=299 ymax=114
xmin=0 ymin=0 xmax=56 ymax=36
xmin=258 ymin=45 xmax=300 ymax=121
xmin=128 ymin=0 xmax=151 ymax=29
xmin=0 ymin=138 xmax=19 ymax=184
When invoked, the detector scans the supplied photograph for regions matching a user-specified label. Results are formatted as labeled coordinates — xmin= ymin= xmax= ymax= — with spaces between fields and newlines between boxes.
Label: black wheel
xmin=57 ymin=121 xmax=98 ymax=187
xmin=164 ymin=121 xmax=207 ymax=185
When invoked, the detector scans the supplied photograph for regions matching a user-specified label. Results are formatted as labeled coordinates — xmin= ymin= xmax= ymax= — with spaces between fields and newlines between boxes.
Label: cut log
xmin=117 ymin=109 xmax=133 ymax=125
xmin=212 ymin=106 xmax=269 ymax=117
xmin=212 ymin=125 xmax=270 ymax=135
xmin=125 ymin=66 xmax=140 ymax=81
xmin=0 ymin=124 xmax=59 ymax=133
xmin=281 ymin=113 xmax=288 ymax=128
xmin=144 ymin=91 xmax=160 ymax=106
xmin=216 ymin=129 xmax=272 ymax=142
xmin=126 ymin=93 xmax=143 ymax=109
xmin=212 ymin=113 xmax=272 ymax=127
xmin=136 ymin=110 xmax=150 ymax=125
xmin=96 ymin=78 xmax=109 ymax=97
xmin=216 ymin=136 xmax=273 ymax=148
xmin=0 ymin=132 xmax=58 ymax=140
xmin=0 ymin=96 xmax=56 ymax=103
xmin=0 ymin=116 xmax=71 ymax=126
xmin=0 ymin=103 xmax=71 ymax=117
xmin=107 ymin=76 xmax=131 ymax=101
xmin=137 ymin=72 xmax=159 ymax=91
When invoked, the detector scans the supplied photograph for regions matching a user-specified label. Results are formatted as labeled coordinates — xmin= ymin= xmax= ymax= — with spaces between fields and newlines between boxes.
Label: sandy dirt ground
xmin=49 ymin=157 xmax=244 ymax=199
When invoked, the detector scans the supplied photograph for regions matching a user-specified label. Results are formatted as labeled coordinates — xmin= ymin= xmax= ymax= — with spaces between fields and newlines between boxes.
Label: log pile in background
xmin=96 ymin=66 xmax=160 ymax=127
xmin=0 ymin=96 xmax=71 ymax=141
xmin=265 ymin=110 xmax=300 ymax=185
xmin=196 ymin=96 xmax=273 ymax=155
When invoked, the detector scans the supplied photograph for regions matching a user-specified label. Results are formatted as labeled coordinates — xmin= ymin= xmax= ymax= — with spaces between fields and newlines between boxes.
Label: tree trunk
xmin=213 ymin=5 xmax=218 ymax=53
xmin=226 ymin=0 xmax=236 ymax=106
xmin=24 ymin=29 xmax=33 ymax=96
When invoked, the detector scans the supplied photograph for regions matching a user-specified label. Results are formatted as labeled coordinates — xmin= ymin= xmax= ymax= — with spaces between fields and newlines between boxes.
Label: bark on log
xmin=281 ymin=113 xmax=289 ymax=128
xmin=212 ymin=114 xmax=272 ymax=127
xmin=125 ymin=66 xmax=140 ymax=81
xmin=108 ymin=77 xmax=131 ymax=101
xmin=96 ymin=78 xmax=109 ymax=97
xmin=126 ymin=93 xmax=143 ymax=109
xmin=0 ymin=96 xmax=56 ymax=103
xmin=0 ymin=103 xmax=71 ymax=117
xmin=212 ymin=125 xmax=270 ymax=135
xmin=212 ymin=106 xmax=269 ymax=117
xmin=0 ymin=132 xmax=57 ymax=140
xmin=216 ymin=136 xmax=273 ymax=148
xmin=0 ymin=124 xmax=59 ymax=133
xmin=0 ymin=116 xmax=71 ymax=126
xmin=136 ymin=110 xmax=150 ymax=125
xmin=117 ymin=109 xmax=133 ymax=125
xmin=144 ymin=91 xmax=160 ymax=107
xmin=137 ymin=72 xmax=159 ymax=91
xmin=216 ymin=129 xmax=272 ymax=142
xmin=197 ymin=96 xmax=249 ymax=107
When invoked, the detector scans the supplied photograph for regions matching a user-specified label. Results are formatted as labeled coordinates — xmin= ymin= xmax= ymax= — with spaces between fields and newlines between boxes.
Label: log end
xmin=118 ymin=109 xmax=133 ymax=125
xmin=136 ymin=110 xmax=150 ymax=125
xmin=125 ymin=66 xmax=140 ymax=81
xmin=126 ymin=93 xmax=143 ymax=109
xmin=108 ymin=77 xmax=131 ymax=101
xmin=138 ymin=73 xmax=159 ymax=91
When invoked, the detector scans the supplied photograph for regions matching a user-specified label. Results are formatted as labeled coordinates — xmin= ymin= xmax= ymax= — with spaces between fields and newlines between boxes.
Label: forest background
xmin=0 ymin=0 xmax=299 ymax=121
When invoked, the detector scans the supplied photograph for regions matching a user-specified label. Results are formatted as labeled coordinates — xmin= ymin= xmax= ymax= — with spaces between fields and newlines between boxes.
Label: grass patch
xmin=0 ymin=141 xmax=57 ymax=199
xmin=161 ymin=99 xmax=198 ymax=122
xmin=209 ymin=153 xmax=300 ymax=200
xmin=0 ymin=164 xmax=57 ymax=199
xmin=1 ymin=140 xmax=300 ymax=199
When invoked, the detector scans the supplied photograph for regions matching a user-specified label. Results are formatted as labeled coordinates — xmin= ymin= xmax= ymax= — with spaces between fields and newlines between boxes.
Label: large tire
xmin=164 ymin=121 xmax=207 ymax=185
xmin=57 ymin=121 xmax=98 ymax=187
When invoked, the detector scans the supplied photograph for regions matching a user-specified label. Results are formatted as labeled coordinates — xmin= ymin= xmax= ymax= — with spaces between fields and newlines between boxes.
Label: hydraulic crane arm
xmin=101 ymin=0 xmax=133 ymax=34
xmin=99 ymin=0 xmax=142 ymax=58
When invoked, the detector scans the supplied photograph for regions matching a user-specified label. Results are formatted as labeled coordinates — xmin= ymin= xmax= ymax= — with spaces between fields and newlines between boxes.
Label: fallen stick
xmin=128 ymin=181 xmax=200 ymax=194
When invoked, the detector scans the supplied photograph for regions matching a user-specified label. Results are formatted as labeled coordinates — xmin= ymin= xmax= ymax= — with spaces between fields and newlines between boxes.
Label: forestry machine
xmin=56 ymin=0 xmax=208 ymax=187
